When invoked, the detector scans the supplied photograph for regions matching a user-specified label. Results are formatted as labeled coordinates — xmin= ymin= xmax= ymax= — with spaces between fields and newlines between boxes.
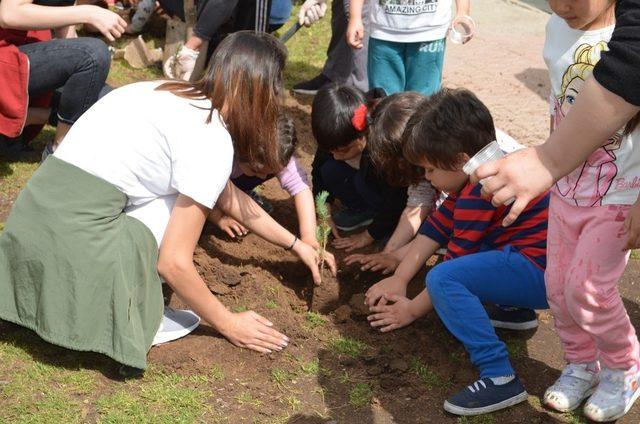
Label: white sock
xmin=490 ymin=374 xmax=515 ymax=385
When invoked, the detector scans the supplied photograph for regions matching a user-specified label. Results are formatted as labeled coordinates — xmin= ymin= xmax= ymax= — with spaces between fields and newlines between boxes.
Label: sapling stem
xmin=315 ymin=191 xmax=331 ymax=274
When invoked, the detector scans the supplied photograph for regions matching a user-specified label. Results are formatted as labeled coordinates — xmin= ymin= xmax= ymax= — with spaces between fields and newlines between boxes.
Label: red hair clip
xmin=351 ymin=104 xmax=367 ymax=132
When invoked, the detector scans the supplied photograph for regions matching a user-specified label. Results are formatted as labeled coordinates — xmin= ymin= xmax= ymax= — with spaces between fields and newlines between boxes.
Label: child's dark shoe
xmin=333 ymin=208 xmax=375 ymax=231
xmin=444 ymin=376 xmax=528 ymax=416
xmin=249 ymin=190 xmax=274 ymax=214
xmin=485 ymin=304 xmax=538 ymax=331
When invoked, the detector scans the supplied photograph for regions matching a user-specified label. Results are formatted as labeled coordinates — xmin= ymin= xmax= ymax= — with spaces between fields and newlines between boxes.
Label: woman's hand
xmin=218 ymin=310 xmax=289 ymax=354
xmin=292 ymin=239 xmax=337 ymax=284
xmin=364 ymin=275 xmax=407 ymax=307
xmin=86 ymin=6 xmax=127 ymax=41
xmin=344 ymin=252 xmax=399 ymax=275
xmin=346 ymin=17 xmax=365 ymax=49
xmin=624 ymin=199 xmax=640 ymax=250
xmin=332 ymin=230 xmax=373 ymax=251
xmin=474 ymin=146 xmax=555 ymax=227
xmin=368 ymin=294 xmax=416 ymax=332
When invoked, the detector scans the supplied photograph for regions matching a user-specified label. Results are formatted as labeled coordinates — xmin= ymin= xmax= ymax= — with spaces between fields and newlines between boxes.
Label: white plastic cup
xmin=449 ymin=15 xmax=475 ymax=44
xmin=463 ymin=140 xmax=515 ymax=205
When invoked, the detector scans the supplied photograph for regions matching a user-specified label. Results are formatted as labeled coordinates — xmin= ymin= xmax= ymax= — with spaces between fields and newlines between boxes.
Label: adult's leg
xmin=404 ymin=38 xmax=446 ymax=95
xmin=18 ymin=38 xmax=110 ymax=146
xmin=426 ymin=247 xmax=548 ymax=378
xmin=367 ymin=38 xmax=405 ymax=95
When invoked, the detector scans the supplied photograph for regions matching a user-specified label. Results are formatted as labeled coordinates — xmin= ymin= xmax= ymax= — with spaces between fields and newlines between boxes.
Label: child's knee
xmin=425 ymin=263 xmax=451 ymax=299
xmin=565 ymin=278 xmax=619 ymax=321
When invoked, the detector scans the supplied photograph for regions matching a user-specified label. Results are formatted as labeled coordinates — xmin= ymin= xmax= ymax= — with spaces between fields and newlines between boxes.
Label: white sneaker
xmin=583 ymin=364 xmax=640 ymax=422
xmin=163 ymin=46 xmax=199 ymax=81
xmin=543 ymin=363 xmax=599 ymax=412
xmin=152 ymin=306 xmax=200 ymax=346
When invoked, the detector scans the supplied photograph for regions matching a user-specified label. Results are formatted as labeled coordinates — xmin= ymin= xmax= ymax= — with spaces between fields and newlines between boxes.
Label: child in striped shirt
xmin=364 ymin=88 xmax=549 ymax=416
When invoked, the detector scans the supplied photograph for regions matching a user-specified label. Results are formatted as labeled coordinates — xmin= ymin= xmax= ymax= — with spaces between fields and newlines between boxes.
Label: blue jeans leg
xmin=320 ymin=158 xmax=369 ymax=211
xmin=404 ymin=38 xmax=445 ymax=95
xmin=426 ymin=246 xmax=548 ymax=378
xmin=368 ymin=38 xmax=405 ymax=94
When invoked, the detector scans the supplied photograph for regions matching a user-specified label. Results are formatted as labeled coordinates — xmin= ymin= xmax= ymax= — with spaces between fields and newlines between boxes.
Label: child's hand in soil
xmin=293 ymin=239 xmax=337 ymax=284
xmin=368 ymin=294 xmax=416 ymax=332
xmin=332 ymin=230 xmax=373 ymax=252
xmin=220 ymin=310 xmax=289 ymax=354
xmin=213 ymin=214 xmax=248 ymax=238
xmin=624 ymin=198 xmax=640 ymax=250
xmin=365 ymin=275 xmax=407 ymax=307
xmin=344 ymin=252 xmax=399 ymax=275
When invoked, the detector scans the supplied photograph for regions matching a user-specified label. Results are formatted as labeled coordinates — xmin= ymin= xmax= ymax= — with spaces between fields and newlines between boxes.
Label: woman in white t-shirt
xmin=0 ymin=32 xmax=334 ymax=375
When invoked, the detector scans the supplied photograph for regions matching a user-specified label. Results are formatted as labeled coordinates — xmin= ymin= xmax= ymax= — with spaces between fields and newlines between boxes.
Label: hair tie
xmin=351 ymin=104 xmax=367 ymax=132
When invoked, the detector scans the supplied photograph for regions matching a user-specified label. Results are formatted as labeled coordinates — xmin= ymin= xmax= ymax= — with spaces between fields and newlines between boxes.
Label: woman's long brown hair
xmin=157 ymin=31 xmax=287 ymax=172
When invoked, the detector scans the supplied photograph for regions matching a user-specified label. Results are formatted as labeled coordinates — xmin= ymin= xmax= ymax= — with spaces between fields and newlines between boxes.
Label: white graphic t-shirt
xmin=370 ymin=0 xmax=452 ymax=43
xmin=543 ymin=14 xmax=640 ymax=206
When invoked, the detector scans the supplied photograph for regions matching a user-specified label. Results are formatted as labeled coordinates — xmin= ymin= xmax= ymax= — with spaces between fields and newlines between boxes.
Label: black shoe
xmin=485 ymin=304 xmax=538 ymax=331
xmin=249 ymin=189 xmax=274 ymax=214
xmin=118 ymin=365 xmax=144 ymax=379
xmin=444 ymin=376 xmax=528 ymax=416
xmin=292 ymin=74 xmax=332 ymax=96
xmin=332 ymin=208 xmax=375 ymax=232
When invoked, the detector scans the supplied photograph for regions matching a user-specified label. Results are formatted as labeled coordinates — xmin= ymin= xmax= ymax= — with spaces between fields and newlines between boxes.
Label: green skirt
xmin=0 ymin=156 xmax=163 ymax=369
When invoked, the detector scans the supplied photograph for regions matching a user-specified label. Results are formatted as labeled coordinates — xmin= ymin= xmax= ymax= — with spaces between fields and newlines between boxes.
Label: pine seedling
xmin=315 ymin=191 xmax=331 ymax=273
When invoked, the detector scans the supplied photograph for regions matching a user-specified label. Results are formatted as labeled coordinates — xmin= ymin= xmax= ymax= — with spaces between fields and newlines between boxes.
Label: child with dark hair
xmin=210 ymin=114 xmax=318 ymax=248
xmin=364 ymin=88 xmax=550 ymax=416
xmin=310 ymin=83 xmax=408 ymax=251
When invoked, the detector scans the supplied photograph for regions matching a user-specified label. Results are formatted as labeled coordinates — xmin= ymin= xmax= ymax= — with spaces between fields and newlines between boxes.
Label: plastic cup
xmin=449 ymin=15 xmax=475 ymax=44
xmin=463 ymin=140 xmax=514 ymax=205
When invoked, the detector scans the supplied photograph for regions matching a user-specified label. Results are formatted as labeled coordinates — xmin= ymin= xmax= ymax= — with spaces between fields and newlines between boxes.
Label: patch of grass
xmin=457 ymin=415 xmax=497 ymax=424
xmin=236 ymin=392 xmax=262 ymax=408
xmin=286 ymin=395 xmax=302 ymax=411
xmin=338 ymin=370 xmax=351 ymax=385
xmin=232 ymin=305 xmax=249 ymax=313
xmin=298 ymin=358 xmax=320 ymax=376
xmin=210 ymin=364 xmax=225 ymax=381
xmin=630 ymin=249 xmax=640 ymax=260
xmin=566 ymin=411 xmax=588 ymax=424
xmin=266 ymin=300 xmax=278 ymax=310
xmin=271 ymin=368 xmax=294 ymax=388
xmin=410 ymin=358 xmax=450 ymax=389
xmin=305 ymin=311 xmax=327 ymax=329
xmin=96 ymin=368 xmax=208 ymax=423
xmin=107 ymin=59 xmax=163 ymax=88
xmin=505 ymin=338 xmax=526 ymax=358
xmin=328 ymin=337 xmax=368 ymax=358
xmin=349 ymin=383 xmax=373 ymax=408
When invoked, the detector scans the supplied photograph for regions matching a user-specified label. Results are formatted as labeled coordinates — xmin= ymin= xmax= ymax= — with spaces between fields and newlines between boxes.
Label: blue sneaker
xmin=444 ymin=376 xmax=528 ymax=416
xmin=332 ymin=208 xmax=375 ymax=232
xmin=485 ymin=305 xmax=538 ymax=331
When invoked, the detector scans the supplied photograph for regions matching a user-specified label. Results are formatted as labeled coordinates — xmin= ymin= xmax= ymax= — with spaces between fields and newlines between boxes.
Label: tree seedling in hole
xmin=315 ymin=191 xmax=331 ymax=274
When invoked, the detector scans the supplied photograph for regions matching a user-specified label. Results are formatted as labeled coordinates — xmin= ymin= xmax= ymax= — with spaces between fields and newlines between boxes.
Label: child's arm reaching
xmin=364 ymin=234 xmax=440 ymax=307
xmin=293 ymin=188 xmax=319 ymax=248
xmin=624 ymin=193 xmax=640 ymax=250
xmin=368 ymin=290 xmax=433 ymax=332
xmin=346 ymin=0 xmax=365 ymax=49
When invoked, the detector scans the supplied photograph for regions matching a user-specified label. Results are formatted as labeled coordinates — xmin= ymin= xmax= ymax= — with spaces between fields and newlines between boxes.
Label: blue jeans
xmin=368 ymin=37 xmax=445 ymax=95
xmin=320 ymin=158 xmax=382 ymax=212
xmin=18 ymin=37 xmax=110 ymax=125
xmin=426 ymin=246 xmax=548 ymax=378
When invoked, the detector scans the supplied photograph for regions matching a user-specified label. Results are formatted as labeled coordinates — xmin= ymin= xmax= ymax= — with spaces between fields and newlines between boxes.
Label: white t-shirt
xmin=370 ymin=0 xmax=452 ymax=43
xmin=543 ymin=14 xmax=640 ymax=206
xmin=55 ymin=80 xmax=234 ymax=214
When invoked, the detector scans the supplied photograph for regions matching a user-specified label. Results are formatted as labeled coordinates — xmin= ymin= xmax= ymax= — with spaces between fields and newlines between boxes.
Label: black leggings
xmin=159 ymin=0 xmax=272 ymax=41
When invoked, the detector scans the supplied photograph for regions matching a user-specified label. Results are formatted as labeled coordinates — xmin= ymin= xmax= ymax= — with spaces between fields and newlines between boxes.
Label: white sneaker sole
xmin=585 ymin=385 xmax=640 ymax=422
xmin=335 ymin=218 xmax=374 ymax=232
xmin=291 ymin=88 xmax=318 ymax=96
xmin=543 ymin=384 xmax=598 ymax=412
xmin=490 ymin=319 xmax=539 ymax=331
xmin=443 ymin=390 xmax=528 ymax=416
xmin=152 ymin=309 xmax=200 ymax=346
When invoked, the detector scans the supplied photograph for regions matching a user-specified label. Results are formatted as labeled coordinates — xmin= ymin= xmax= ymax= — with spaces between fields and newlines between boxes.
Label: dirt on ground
xmin=3 ymin=0 xmax=640 ymax=422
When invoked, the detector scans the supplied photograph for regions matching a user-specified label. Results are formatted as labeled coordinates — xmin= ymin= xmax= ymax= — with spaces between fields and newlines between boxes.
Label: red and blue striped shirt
xmin=419 ymin=183 xmax=549 ymax=269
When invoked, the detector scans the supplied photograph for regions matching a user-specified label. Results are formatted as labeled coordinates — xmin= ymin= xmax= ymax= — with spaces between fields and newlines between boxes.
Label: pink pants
xmin=546 ymin=193 xmax=640 ymax=369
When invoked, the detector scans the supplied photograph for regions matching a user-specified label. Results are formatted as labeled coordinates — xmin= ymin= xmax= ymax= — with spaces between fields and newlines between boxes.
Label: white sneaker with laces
xmin=583 ymin=364 xmax=640 ymax=422
xmin=543 ymin=363 xmax=599 ymax=412
xmin=163 ymin=46 xmax=199 ymax=81
xmin=152 ymin=306 xmax=201 ymax=346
